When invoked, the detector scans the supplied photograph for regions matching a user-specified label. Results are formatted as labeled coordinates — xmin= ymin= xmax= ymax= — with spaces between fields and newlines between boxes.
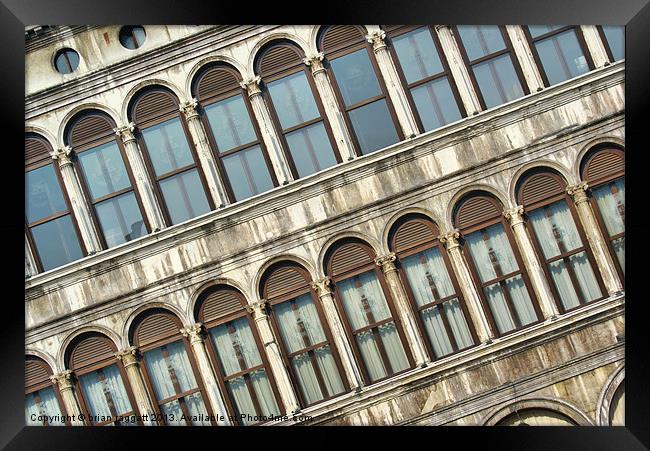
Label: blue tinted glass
xmin=330 ymin=48 xmax=382 ymax=106
xmin=392 ymin=27 xmax=445 ymax=84
xmin=55 ymin=49 xmax=79 ymax=74
xmin=205 ymin=94 xmax=257 ymax=152
xmin=528 ymin=25 xmax=565 ymax=38
xmin=95 ymin=192 xmax=146 ymax=247
xmin=473 ymin=54 xmax=525 ymax=108
xmin=159 ymin=169 xmax=211 ymax=224
xmin=411 ymin=76 xmax=462 ymax=131
xmin=285 ymin=122 xmax=337 ymax=178
xmin=457 ymin=26 xmax=506 ymax=60
xmin=267 ymin=72 xmax=320 ymax=130
xmin=141 ymin=118 xmax=194 ymax=177
xmin=603 ymin=26 xmax=624 ymax=61
xmin=31 ymin=215 xmax=83 ymax=271
xmin=222 ymin=145 xmax=275 ymax=202
xmin=349 ymin=99 xmax=399 ymax=154
xmin=77 ymin=141 xmax=131 ymax=200
xmin=535 ymin=29 xmax=589 ymax=85
xmin=25 ymin=164 xmax=67 ymax=223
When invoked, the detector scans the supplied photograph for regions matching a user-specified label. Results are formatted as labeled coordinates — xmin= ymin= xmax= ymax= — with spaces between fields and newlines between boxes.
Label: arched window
xmin=129 ymin=87 xmax=214 ymax=225
xmin=609 ymin=381 xmax=625 ymax=426
xmin=384 ymin=26 xmax=465 ymax=133
xmin=25 ymin=133 xmax=84 ymax=271
xmin=453 ymin=192 xmax=541 ymax=336
xmin=317 ymin=26 xmax=402 ymax=155
xmin=598 ymin=26 xmax=624 ymax=62
xmin=131 ymin=309 xmax=213 ymax=425
xmin=261 ymin=262 xmax=348 ymax=407
xmin=65 ymin=332 xmax=140 ymax=426
xmin=389 ymin=215 xmax=476 ymax=359
xmin=25 ymin=356 xmax=68 ymax=426
xmin=192 ymin=63 xmax=277 ymax=202
xmin=256 ymin=41 xmax=341 ymax=179
xmin=496 ymin=408 xmax=578 ymax=426
xmin=517 ymin=169 xmax=605 ymax=312
xmin=453 ymin=26 xmax=528 ymax=109
xmin=581 ymin=146 xmax=625 ymax=279
xmin=524 ymin=26 xmax=594 ymax=87
xmin=325 ymin=238 xmax=413 ymax=384
xmin=65 ymin=111 xmax=149 ymax=248
xmin=195 ymin=286 xmax=281 ymax=425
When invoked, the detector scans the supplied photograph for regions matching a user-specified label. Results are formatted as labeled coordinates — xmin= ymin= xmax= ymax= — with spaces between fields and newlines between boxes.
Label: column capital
xmin=566 ymin=182 xmax=590 ymax=204
xmin=50 ymin=370 xmax=74 ymax=390
xmin=311 ymin=276 xmax=333 ymax=297
xmin=114 ymin=122 xmax=137 ymax=143
xmin=366 ymin=30 xmax=387 ymax=52
xmin=115 ymin=346 xmax=140 ymax=367
xmin=246 ymin=299 xmax=270 ymax=318
xmin=434 ymin=24 xmax=450 ymax=32
xmin=439 ymin=230 xmax=461 ymax=249
xmin=50 ymin=146 xmax=74 ymax=168
xmin=180 ymin=322 xmax=205 ymax=343
xmin=240 ymin=75 xmax=262 ymax=97
xmin=179 ymin=98 xmax=200 ymax=120
xmin=504 ymin=205 xmax=525 ymax=226
xmin=375 ymin=252 xmax=398 ymax=274
xmin=303 ymin=52 xmax=326 ymax=75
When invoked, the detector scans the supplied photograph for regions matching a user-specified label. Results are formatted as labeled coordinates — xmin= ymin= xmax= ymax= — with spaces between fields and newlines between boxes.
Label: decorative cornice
xmin=366 ymin=30 xmax=387 ymax=53
xmin=566 ymin=182 xmax=590 ymax=205
xmin=114 ymin=122 xmax=137 ymax=144
xmin=180 ymin=322 xmax=205 ymax=343
xmin=50 ymin=370 xmax=74 ymax=390
xmin=115 ymin=346 xmax=140 ymax=367
xmin=375 ymin=253 xmax=398 ymax=274
xmin=311 ymin=277 xmax=333 ymax=297
xmin=50 ymin=146 xmax=74 ymax=168
xmin=303 ymin=52 xmax=326 ymax=76
xmin=179 ymin=98 xmax=200 ymax=120
xmin=240 ymin=76 xmax=262 ymax=98
xmin=439 ymin=230 xmax=461 ymax=249
xmin=503 ymin=205 xmax=525 ymax=226
xmin=246 ymin=299 xmax=269 ymax=318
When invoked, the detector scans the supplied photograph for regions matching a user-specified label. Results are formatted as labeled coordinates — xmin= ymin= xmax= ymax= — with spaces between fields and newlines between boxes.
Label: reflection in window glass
xmin=593 ymin=177 xmax=625 ymax=274
xmin=25 ymin=165 xmax=67 ymax=223
xmin=77 ymin=142 xmax=131 ymax=200
xmin=31 ymin=215 xmax=83 ymax=271
xmin=528 ymin=25 xmax=565 ymax=38
xmin=205 ymin=95 xmax=257 ymax=152
xmin=285 ymin=122 xmax=337 ymax=178
xmin=392 ymin=28 xmax=444 ymax=84
xmin=78 ymin=364 xmax=134 ymax=425
xmin=25 ymin=387 xmax=65 ymax=426
xmin=348 ymin=99 xmax=399 ymax=154
xmin=602 ymin=26 xmax=624 ymax=61
xmin=158 ymin=169 xmax=211 ymax=225
xmin=457 ymin=26 xmax=506 ymax=60
xmin=329 ymin=49 xmax=382 ymax=106
xmin=533 ymin=29 xmax=589 ymax=85
xmin=95 ymin=192 xmax=146 ymax=247
xmin=267 ymin=72 xmax=320 ymax=129
xmin=141 ymin=118 xmax=194 ymax=177
xmin=222 ymin=145 xmax=275 ymax=202
xmin=411 ymin=78 xmax=462 ymax=131
xmin=54 ymin=49 xmax=79 ymax=74
xmin=473 ymin=54 xmax=525 ymax=108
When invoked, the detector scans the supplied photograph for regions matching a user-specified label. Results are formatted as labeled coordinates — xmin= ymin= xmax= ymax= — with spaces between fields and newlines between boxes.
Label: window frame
xmin=596 ymin=26 xmax=625 ymax=63
xmin=25 ymin=356 xmax=70 ymax=426
xmin=118 ymin=25 xmax=146 ymax=50
xmin=53 ymin=48 xmax=79 ymax=74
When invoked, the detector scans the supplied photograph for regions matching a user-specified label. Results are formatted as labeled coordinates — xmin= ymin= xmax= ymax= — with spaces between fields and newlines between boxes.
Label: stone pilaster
xmin=505 ymin=26 xmax=546 ymax=92
xmin=178 ymin=99 xmax=230 ymax=208
xmin=179 ymin=323 xmax=231 ymax=425
xmin=439 ymin=230 xmax=494 ymax=342
xmin=311 ymin=277 xmax=363 ymax=390
xmin=566 ymin=183 xmax=623 ymax=295
xmin=50 ymin=370 xmax=85 ymax=426
xmin=240 ymin=77 xmax=294 ymax=185
xmin=375 ymin=253 xmax=429 ymax=366
xmin=25 ymin=235 xmax=37 ymax=277
xmin=114 ymin=346 xmax=158 ymax=425
xmin=503 ymin=205 xmax=559 ymax=319
xmin=580 ymin=25 xmax=611 ymax=68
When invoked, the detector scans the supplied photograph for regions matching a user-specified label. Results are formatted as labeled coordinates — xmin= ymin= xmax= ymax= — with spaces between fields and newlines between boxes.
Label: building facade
xmin=25 ymin=25 xmax=625 ymax=426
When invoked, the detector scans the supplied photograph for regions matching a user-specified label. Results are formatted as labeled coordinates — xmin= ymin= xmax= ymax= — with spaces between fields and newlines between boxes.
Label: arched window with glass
xmin=65 ymin=332 xmax=140 ymax=426
xmin=195 ymin=286 xmax=282 ymax=425
xmin=453 ymin=25 xmax=528 ymax=109
xmin=597 ymin=26 xmax=624 ymax=62
xmin=517 ymin=168 xmax=605 ymax=312
xmin=317 ymin=26 xmax=403 ymax=155
xmin=384 ymin=25 xmax=465 ymax=133
xmin=524 ymin=26 xmax=594 ymax=87
xmin=256 ymin=41 xmax=342 ymax=179
xmin=25 ymin=133 xmax=84 ymax=272
xmin=131 ymin=308 xmax=214 ymax=425
xmin=129 ymin=87 xmax=214 ymax=225
xmin=453 ymin=192 xmax=541 ymax=336
xmin=192 ymin=63 xmax=277 ymax=202
xmin=261 ymin=262 xmax=348 ymax=407
xmin=325 ymin=238 xmax=413 ymax=384
xmin=388 ymin=215 xmax=477 ymax=359
xmin=581 ymin=146 xmax=625 ymax=280
xmin=25 ymin=356 xmax=69 ymax=426
xmin=65 ymin=111 xmax=149 ymax=248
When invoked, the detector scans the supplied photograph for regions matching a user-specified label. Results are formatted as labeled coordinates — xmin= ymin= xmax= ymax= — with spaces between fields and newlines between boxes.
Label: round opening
xmin=54 ymin=48 xmax=80 ymax=74
xmin=119 ymin=25 xmax=147 ymax=50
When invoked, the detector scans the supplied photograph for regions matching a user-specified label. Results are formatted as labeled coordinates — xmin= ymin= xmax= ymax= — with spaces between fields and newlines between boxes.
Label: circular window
xmin=54 ymin=48 xmax=80 ymax=74
xmin=119 ymin=26 xmax=147 ymax=50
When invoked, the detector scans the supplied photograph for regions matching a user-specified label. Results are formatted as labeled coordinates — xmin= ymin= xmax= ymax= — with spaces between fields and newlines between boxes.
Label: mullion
xmin=344 ymin=93 xmax=386 ymax=113
xmin=529 ymin=25 xmax=575 ymax=43
xmin=156 ymin=387 xmax=201 ymax=405
xmin=407 ymin=71 xmax=447 ymax=89
xmin=27 ymin=210 xmax=69 ymax=228
xmin=155 ymin=164 xmax=196 ymax=182
xmin=285 ymin=340 xmax=330 ymax=359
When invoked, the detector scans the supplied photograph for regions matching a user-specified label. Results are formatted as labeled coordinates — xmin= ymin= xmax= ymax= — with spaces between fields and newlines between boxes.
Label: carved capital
xmin=311 ymin=277 xmax=333 ymax=297
xmin=503 ymin=205 xmax=525 ymax=226
xmin=114 ymin=122 xmax=137 ymax=143
xmin=179 ymin=98 xmax=200 ymax=120
xmin=375 ymin=253 xmax=398 ymax=274
xmin=566 ymin=182 xmax=590 ymax=205
xmin=366 ymin=30 xmax=387 ymax=52
xmin=50 ymin=146 xmax=74 ymax=168
xmin=439 ymin=230 xmax=461 ymax=250
xmin=240 ymin=75 xmax=262 ymax=97
xmin=115 ymin=346 xmax=140 ymax=368
xmin=180 ymin=323 xmax=205 ymax=343
xmin=50 ymin=370 xmax=74 ymax=390
xmin=246 ymin=299 xmax=269 ymax=318
xmin=303 ymin=52 xmax=326 ymax=75
xmin=434 ymin=25 xmax=450 ymax=32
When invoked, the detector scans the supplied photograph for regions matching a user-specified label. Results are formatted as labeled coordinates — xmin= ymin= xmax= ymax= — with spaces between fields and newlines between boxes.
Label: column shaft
xmin=50 ymin=371 xmax=85 ymax=426
xmin=505 ymin=26 xmax=545 ymax=92
xmin=25 ymin=235 xmax=37 ymax=277
xmin=115 ymin=347 xmax=159 ymax=425
xmin=580 ymin=25 xmax=611 ymax=68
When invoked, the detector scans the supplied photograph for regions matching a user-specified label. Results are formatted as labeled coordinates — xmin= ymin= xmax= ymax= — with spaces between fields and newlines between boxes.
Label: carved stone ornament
xmin=246 ymin=299 xmax=269 ymax=318
xmin=240 ymin=76 xmax=262 ymax=97
xmin=115 ymin=346 xmax=140 ymax=367
xmin=566 ymin=182 xmax=590 ymax=204
xmin=50 ymin=370 xmax=74 ymax=389
xmin=180 ymin=323 xmax=205 ymax=343
xmin=179 ymin=98 xmax=200 ymax=120
xmin=114 ymin=122 xmax=137 ymax=143
xmin=375 ymin=253 xmax=398 ymax=274
xmin=50 ymin=146 xmax=74 ymax=167
xmin=303 ymin=52 xmax=326 ymax=75
xmin=439 ymin=230 xmax=461 ymax=249
xmin=503 ymin=205 xmax=525 ymax=226
xmin=311 ymin=277 xmax=333 ymax=297
xmin=366 ymin=30 xmax=387 ymax=52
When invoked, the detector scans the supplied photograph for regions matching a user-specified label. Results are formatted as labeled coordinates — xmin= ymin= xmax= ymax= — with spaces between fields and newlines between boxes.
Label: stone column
xmin=504 ymin=206 xmax=559 ymax=319
xmin=50 ymin=370 xmax=85 ymax=426
xmin=580 ymin=25 xmax=611 ymax=68
xmin=179 ymin=323 xmax=231 ymax=425
xmin=179 ymin=99 xmax=230 ymax=209
xmin=311 ymin=277 xmax=363 ymax=391
xmin=114 ymin=123 xmax=167 ymax=231
xmin=304 ymin=53 xmax=358 ymax=161
xmin=439 ymin=230 xmax=494 ymax=342
xmin=114 ymin=347 xmax=159 ymax=426
xmin=375 ymin=253 xmax=430 ymax=366
xmin=505 ymin=26 xmax=546 ymax=92
xmin=434 ymin=25 xmax=483 ymax=115
xmin=240 ymin=77 xmax=294 ymax=185
xmin=25 ymin=235 xmax=37 ymax=278
xmin=566 ymin=183 xmax=623 ymax=295
xmin=50 ymin=146 xmax=102 ymax=254
xmin=246 ymin=300 xmax=301 ymax=413
xmin=366 ymin=29 xmax=420 ymax=138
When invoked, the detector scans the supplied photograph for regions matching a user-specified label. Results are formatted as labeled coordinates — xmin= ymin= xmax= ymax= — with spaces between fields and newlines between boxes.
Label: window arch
xmin=25 ymin=356 xmax=69 ymax=426
xmin=194 ymin=286 xmax=282 ymax=425
xmin=192 ymin=63 xmax=277 ymax=202
xmin=325 ymin=238 xmax=413 ymax=384
xmin=128 ymin=87 xmax=214 ymax=225
xmin=517 ymin=168 xmax=605 ymax=312
xmin=317 ymin=26 xmax=403 ymax=155
xmin=580 ymin=146 xmax=625 ymax=279
xmin=256 ymin=41 xmax=342 ymax=179
xmin=453 ymin=192 xmax=541 ymax=336
xmin=261 ymin=261 xmax=348 ymax=407
xmin=496 ymin=408 xmax=578 ymax=426
xmin=65 ymin=110 xmax=149 ymax=249
xmin=25 ymin=133 xmax=84 ymax=271
xmin=383 ymin=26 xmax=465 ymax=133
xmin=65 ymin=332 xmax=140 ymax=426
xmin=388 ymin=214 xmax=477 ymax=359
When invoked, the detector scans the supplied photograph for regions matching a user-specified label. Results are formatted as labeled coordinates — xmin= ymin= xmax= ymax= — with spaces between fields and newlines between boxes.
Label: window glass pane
xmin=567 ymin=251 xmax=602 ymax=302
xmin=527 ymin=200 xmax=584 ymax=259
xmin=420 ymin=305 xmax=454 ymax=357
xmin=473 ymin=54 xmax=525 ymax=108
xmin=505 ymin=274 xmax=537 ymax=325
xmin=465 ymin=223 xmax=521 ymax=283
xmin=205 ymin=94 xmax=257 ymax=152
xmin=31 ymin=215 xmax=83 ymax=271
xmin=534 ymin=29 xmax=590 ymax=85
xmin=392 ymin=27 xmax=444 ymax=83
xmin=285 ymin=122 xmax=337 ymax=178
xmin=443 ymin=298 xmax=474 ymax=350
xmin=593 ymin=178 xmax=625 ymax=237
xmin=222 ymin=145 xmax=274 ymax=202
xmin=602 ymin=26 xmax=624 ymax=61
xmin=226 ymin=368 xmax=280 ymax=424
xmin=95 ymin=192 xmax=146 ymax=247
xmin=411 ymin=76 xmax=462 ymax=132
xmin=612 ymin=236 xmax=625 ymax=275
xmin=158 ymin=169 xmax=211 ymax=225
xmin=275 ymin=293 xmax=326 ymax=353
xmin=484 ymin=282 xmax=517 ymax=334
xmin=25 ymin=164 xmax=68 ymax=223
xmin=209 ymin=317 xmax=263 ymax=376
xmin=141 ymin=118 xmax=194 ymax=177
xmin=349 ymin=99 xmax=399 ymax=154
xmin=330 ymin=48 xmax=382 ymax=106
xmin=79 ymin=364 xmax=133 ymax=423
xmin=133 ymin=27 xmax=146 ymax=46
xmin=457 ymin=25 xmax=506 ymax=60
xmin=528 ymin=25 xmax=565 ymax=38
xmin=267 ymin=72 xmax=320 ymax=129
xmin=143 ymin=341 xmax=199 ymax=402
xmin=401 ymin=247 xmax=456 ymax=307
xmin=25 ymin=388 xmax=65 ymax=426
xmin=77 ymin=141 xmax=131 ymax=200
xmin=337 ymin=270 xmax=393 ymax=330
